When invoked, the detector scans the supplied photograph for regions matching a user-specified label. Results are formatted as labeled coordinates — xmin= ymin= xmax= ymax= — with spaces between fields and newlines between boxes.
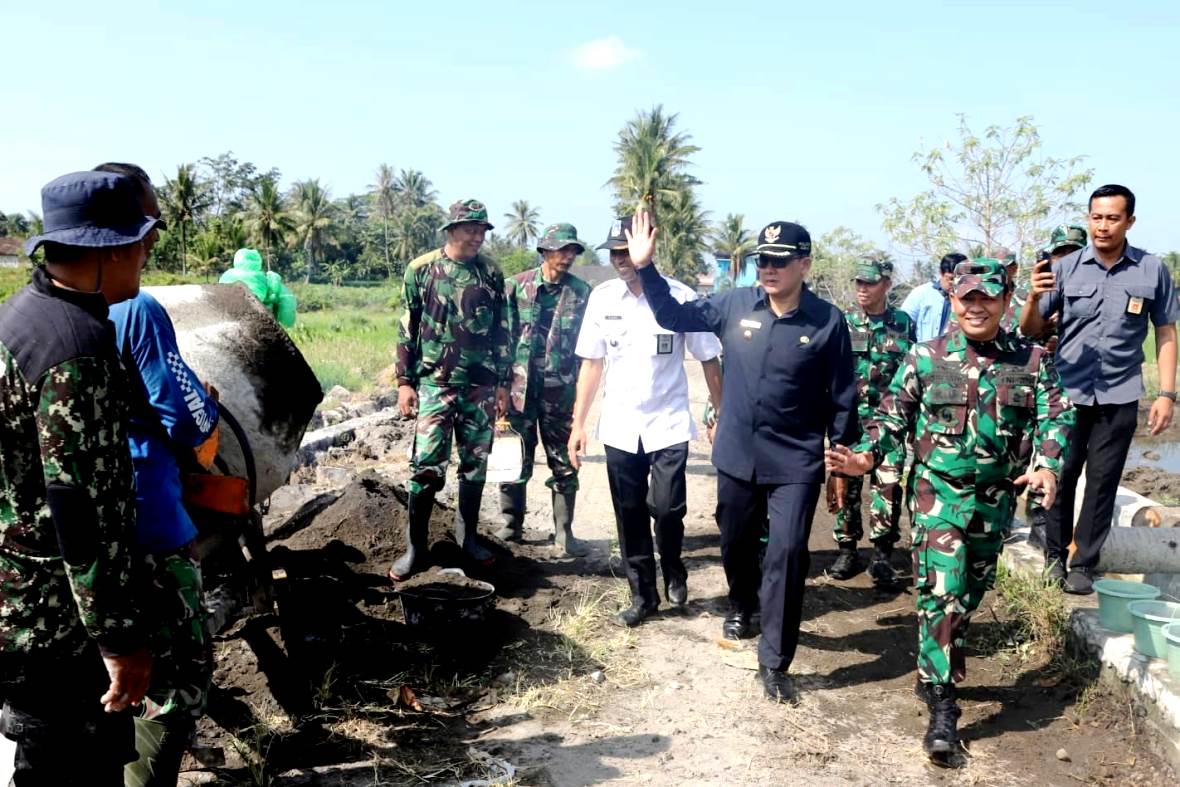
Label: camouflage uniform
xmin=836 ymin=261 xmax=915 ymax=547
xmin=395 ymin=202 xmax=511 ymax=495
xmin=503 ymin=225 xmax=592 ymax=493
xmin=0 ymin=266 xmax=145 ymax=777
xmin=855 ymin=260 xmax=1074 ymax=686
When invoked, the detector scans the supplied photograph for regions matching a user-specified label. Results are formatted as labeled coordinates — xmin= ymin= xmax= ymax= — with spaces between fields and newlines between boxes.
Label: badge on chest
xmin=740 ymin=318 xmax=761 ymax=340
xmin=1127 ymin=296 xmax=1144 ymax=315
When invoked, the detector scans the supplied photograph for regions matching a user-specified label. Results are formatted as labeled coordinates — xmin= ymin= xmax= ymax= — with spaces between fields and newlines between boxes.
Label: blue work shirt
xmin=110 ymin=292 xmax=219 ymax=553
xmin=636 ymin=264 xmax=858 ymax=484
xmin=900 ymin=280 xmax=951 ymax=342
xmin=1038 ymin=243 xmax=1180 ymax=406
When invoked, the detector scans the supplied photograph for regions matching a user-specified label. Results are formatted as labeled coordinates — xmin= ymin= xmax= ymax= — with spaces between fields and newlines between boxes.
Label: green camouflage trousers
xmin=913 ymin=518 xmax=1005 ymax=684
xmin=834 ymin=448 xmax=905 ymax=546
xmin=139 ymin=544 xmax=212 ymax=722
xmin=409 ymin=382 xmax=495 ymax=495
xmin=505 ymin=384 xmax=578 ymax=493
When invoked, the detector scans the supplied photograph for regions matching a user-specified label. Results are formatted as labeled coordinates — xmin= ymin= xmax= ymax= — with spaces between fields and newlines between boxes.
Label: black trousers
xmin=1046 ymin=401 xmax=1138 ymax=571
xmin=716 ymin=470 xmax=821 ymax=671
xmin=604 ymin=440 xmax=688 ymax=606
xmin=0 ymin=646 xmax=137 ymax=786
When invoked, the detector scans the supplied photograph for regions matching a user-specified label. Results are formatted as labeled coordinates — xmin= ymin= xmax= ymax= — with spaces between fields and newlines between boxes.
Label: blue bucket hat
xmin=23 ymin=171 xmax=165 ymax=256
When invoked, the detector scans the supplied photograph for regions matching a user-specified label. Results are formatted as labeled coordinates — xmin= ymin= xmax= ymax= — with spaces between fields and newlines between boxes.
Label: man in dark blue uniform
xmin=627 ymin=212 xmax=858 ymax=703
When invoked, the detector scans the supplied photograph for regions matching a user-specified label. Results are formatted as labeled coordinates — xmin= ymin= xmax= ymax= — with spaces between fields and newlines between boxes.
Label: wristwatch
xmin=1159 ymin=390 xmax=1177 ymax=402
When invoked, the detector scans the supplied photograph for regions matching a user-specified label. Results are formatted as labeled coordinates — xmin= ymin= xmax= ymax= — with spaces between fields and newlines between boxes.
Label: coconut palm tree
xmin=503 ymin=200 xmax=541 ymax=249
xmin=658 ymin=187 xmax=710 ymax=284
xmin=710 ymin=213 xmax=755 ymax=284
xmin=608 ymin=105 xmax=700 ymax=218
xmin=161 ymin=163 xmax=210 ymax=275
xmin=370 ymin=163 xmax=396 ymax=273
xmin=291 ymin=179 xmax=336 ymax=283
xmin=244 ymin=177 xmax=293 ymax=271
xmin=393 ymin=169 xmax=437 ymax=210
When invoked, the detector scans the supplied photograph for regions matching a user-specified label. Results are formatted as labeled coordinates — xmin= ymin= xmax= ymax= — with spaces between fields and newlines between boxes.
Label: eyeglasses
xmin=755 ymin=254 xmax=797 ymax=270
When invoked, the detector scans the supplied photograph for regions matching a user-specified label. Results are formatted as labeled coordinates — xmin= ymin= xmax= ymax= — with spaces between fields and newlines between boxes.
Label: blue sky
xmin=2 ymin=0 xmax=1178 ymax=267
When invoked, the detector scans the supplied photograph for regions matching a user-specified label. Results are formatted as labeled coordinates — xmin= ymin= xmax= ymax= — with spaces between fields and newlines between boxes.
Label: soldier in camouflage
xmin=496 ymin=223 xmax=593 ymax=555
xmin=390 ymin=198 xmax=512 ymax=580
xmin=827 ymin=258 xmax=1074 ymax=765
xmin=829 ymin=258 xmax=915 ymax=587
xmin=0 ymin=171 xmax=158 ymax=783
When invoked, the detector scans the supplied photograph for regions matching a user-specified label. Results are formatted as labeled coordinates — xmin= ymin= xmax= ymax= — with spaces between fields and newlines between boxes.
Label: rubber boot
xmin=125 ymin=716 xmax=193 ymax=787
xmin=868 ymin=540 xmax=899 ymax=588
xmin=552 ymin=490 xmax=589 ymax=556
xmin=456 ymin=481 xmax=495 ymax=565
xmin=923 ymin=683 xmax=962 ymax=766
xmin=496 ymin=484 xmax=526 ymax=542
xmin=390 ymin=489 xmax=434 ymax=580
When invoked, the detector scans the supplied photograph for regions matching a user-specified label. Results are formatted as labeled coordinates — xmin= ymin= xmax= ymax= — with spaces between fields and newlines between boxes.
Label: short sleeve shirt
xmin=1038 ymin=244 xmax=1180 ymax=405
xmin=575 ymin=277 xmax=722 ymax=454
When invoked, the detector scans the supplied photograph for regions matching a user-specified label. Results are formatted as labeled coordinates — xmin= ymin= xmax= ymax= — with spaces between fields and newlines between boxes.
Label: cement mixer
xmin=144 ymin=283 xmax=323 ymax=618
xmin=144 ymin=283 xmax=323 ymax=501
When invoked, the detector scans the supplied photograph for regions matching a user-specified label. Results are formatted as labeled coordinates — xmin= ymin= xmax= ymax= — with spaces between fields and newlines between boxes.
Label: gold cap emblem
xmin=764 ymin=224 xmax=782 ymax=243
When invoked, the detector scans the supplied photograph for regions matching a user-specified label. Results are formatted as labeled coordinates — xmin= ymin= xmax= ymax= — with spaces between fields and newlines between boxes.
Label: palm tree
xmin=186 ymin=231 xmax=223 ymax=282
xmin=503 ymin=200 xmax=541 ymax=249
xmin=607 ymin=105 xmax=701 ymax=218
xmin=658 ymin=187 xmax=710 ymax=283
xmin=370 ymin=163 xmax=396 ymax=273
xmin=710 ymin=213 xmax=754 ymax=284
xmin=244 ymin=177 xmax=293 ymax=271
xmin=393 ymin=169 xmax=437 ymax=210
xmin=161 ymin=163 xmax=209 ymax=275
xmin=291 ymin=179 xmax=336 ymax=283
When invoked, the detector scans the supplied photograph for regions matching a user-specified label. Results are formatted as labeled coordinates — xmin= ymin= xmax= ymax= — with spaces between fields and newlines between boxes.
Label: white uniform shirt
xmin=575 ymin=276 xmax=722 ymax=454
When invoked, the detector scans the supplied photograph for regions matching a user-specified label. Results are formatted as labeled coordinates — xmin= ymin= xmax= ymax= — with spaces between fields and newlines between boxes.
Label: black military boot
xmin=552 ymin=490 xmax=589 ymax=556
xmin=868 ymin=540 xmax=899 ymax=588
xmin=495 ymin=483 xmax=526 ymax=542
xmin=614 ymin=597 xmax=659 ymax=627
xmin=923 ymin=683 xmax=962 ymax=765
xmin=829 ymin=543 xmax=862 ymax=580
xmin=455 ymin=481 xmax=495 ymax=565
xmin=389 ymin=489 xmax=434 ymax=581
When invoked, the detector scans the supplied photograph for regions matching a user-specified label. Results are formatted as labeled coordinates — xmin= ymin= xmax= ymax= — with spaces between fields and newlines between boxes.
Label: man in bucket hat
xmin=829 ymin=257 xmax=914 ymax=587
xmin=391 ymin=198 xmax=512 ymax=580
xmin=625 ymin=213 xmax=857 ymax=704
xmin=569 ymin=215 xmax=722 ymax=627
xmin=828 ymin=258 xmax=1073 ymax=765
xmin=0 ymin=171 xmax=158 ymax=783
xmin=497 ymin=224 xmax=594 ymax=555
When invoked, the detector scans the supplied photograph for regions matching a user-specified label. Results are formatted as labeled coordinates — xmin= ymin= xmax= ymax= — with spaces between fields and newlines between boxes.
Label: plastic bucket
xmin=1093 ymin=579 xmax=1161 ymax=633
xmin=1127 ymin=600 xmax=1180 ymax=659
xmin=1163 ymin=623 xmax=1180 ymax=680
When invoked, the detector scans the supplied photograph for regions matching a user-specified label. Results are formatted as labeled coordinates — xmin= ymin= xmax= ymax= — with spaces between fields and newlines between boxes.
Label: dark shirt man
xmin=1022 ymin=184 xmax=1180 ymax=593
xmin=630 ymin=214 xmax=858 ymax=704
xmin=0 ymin=171 xmax=158 ymax=784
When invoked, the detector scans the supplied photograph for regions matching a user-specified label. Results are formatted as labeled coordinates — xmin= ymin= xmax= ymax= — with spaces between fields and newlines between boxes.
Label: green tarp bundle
xmin=218 ymin=248 xmax=298 ymax=327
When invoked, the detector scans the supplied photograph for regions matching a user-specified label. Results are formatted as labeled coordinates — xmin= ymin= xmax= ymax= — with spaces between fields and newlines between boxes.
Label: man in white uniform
xmin=569 ymin=217 xmax=723 ymax=626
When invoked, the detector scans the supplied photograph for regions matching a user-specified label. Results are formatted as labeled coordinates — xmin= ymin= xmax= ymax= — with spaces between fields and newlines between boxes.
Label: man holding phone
xmin=1021 ymin=185 xmax=1179 ymax=593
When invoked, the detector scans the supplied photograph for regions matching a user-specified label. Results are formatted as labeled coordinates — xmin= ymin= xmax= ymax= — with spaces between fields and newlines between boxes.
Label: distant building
xmin=0 ymin=237 xmax=23 ymax=268
xmin=568 ymin=263 xmax=615 ymax=289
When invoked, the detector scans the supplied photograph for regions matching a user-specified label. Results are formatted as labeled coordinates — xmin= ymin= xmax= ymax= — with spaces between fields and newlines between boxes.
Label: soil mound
xmin=1121 ymin=466 xmax=1180 ymax=503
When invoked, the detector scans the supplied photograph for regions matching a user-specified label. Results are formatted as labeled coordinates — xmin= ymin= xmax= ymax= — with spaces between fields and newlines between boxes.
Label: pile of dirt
xmin=350 ymin=418 xmax=413 ymax=461
xmin=398 ymin=567 xmax=494 ymax=593
xmin=1121 ymin=465 xmax=1180 ymax=503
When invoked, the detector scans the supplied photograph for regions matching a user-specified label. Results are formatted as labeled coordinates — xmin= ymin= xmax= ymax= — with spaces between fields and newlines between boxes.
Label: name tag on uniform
xmin=656 ymin=334 xmax=673 ymax=354
xmin=740 ymin=319 xmax=762 ymax=329
xmin=1128 ymin=296 xmax=1144 ymax=315
xmin=850 ymin=334 xmax=869 ymax=352
xmin=605 ymin=314 xmax=623 ymax=320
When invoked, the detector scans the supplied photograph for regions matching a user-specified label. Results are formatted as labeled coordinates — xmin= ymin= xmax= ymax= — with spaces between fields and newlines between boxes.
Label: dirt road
xmin=193 ymin=362 xmax=1175 ymax=786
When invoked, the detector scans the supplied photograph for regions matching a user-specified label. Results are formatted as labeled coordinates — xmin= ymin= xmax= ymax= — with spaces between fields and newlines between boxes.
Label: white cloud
xmin=570 ymin=36 xmax=642 ymax=71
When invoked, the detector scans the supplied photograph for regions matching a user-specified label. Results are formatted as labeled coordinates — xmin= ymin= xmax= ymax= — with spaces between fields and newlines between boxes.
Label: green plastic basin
xmin=1093 ymin=579 xmax=1161 ymax=633
xmin=1164 ymin=622 xmax=1180 ymax=680
xmin=1128 ymin=600 xmax=1180 ymax=659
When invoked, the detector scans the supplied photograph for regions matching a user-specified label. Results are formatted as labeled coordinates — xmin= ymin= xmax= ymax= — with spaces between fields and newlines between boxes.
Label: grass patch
xmin=507 ymin=582 xmax=646 ymax=720
xmin=288 ymin=308 xmax=398 ymax=393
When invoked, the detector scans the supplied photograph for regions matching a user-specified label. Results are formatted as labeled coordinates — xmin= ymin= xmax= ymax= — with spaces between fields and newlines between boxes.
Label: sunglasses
xmin=755 ymin=254 xmax=798 ymax=269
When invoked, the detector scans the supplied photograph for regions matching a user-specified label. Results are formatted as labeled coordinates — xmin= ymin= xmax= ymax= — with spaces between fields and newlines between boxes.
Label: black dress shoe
xmin=722 ymin=609 xmax=752 ymax=640
xmin=665 ymin=578 xmax=688 ymax=606
xmin=758 ymin=666 xmax=798 ymax=704
xmin=613 ymin=600 xmax=658 ymax=628
xmin=1064 ymin=567 xmax=1094 ymax=595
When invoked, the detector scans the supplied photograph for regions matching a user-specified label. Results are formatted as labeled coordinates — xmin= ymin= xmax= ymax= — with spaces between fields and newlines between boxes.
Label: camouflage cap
xmin=990 ymin=246 xmax=1017 ymax=266
xmin=952 ymin=258 xmax=1010 ymax=298
xmin=1049 ymin=223 xmax=1087 ymax=253
xmin=853 ymin=258 xmax=894 ymax=283
xmin=442 ymin=198 xmax=494 ymax=231
xmin=536 ymin=223 xmax=586 ymax=253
